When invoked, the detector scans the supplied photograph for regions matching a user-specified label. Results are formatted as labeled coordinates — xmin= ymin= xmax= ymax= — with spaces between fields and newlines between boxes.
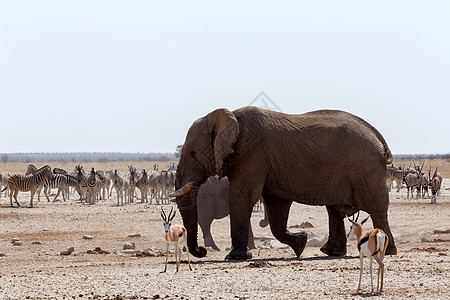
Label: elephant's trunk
xmin=177 ymin=191 xmax=207 ymax=258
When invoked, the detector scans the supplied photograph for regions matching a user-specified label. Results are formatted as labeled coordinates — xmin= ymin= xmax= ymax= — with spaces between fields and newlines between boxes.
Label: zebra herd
xmin=0 ymin=163 xmax=177 ymax=207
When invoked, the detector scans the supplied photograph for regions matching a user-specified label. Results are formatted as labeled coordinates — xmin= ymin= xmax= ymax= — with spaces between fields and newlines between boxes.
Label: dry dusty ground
xmin=0 ymin=180 xmax=449 ymax=300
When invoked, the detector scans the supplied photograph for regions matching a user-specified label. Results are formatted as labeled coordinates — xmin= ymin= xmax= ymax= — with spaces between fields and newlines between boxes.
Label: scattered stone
xmin=141 ymin=249 xmax=165 ymax=257
xmin=247 ymin=261 xmax=272 ymax=268
xmin=434 ymin=229 xmax=450 ymax=234
xmin=11 ymin=238 xmax=20 ymax=243
xmin=12 ymin=240 xmax=22 ymax=246
xmin=83 ymin=235 xmax=94 ymax=240
xmin=85 ymin=247 xmax=110 ymax=254
xmin=32 ymin=241 xmax=42 ymax=245
xmin=60 ymin=247 xmax=75 ymax=256
xmin=421 ymin=237 xmax=430 ymax=243
xmin=123 ymin=249 xmax=141 ymax=255
xmin=290 ymin=222 xmax=314 ymax=229
xmin=0 ymin=253 xmax=6 ymax=257
xmin=123 ymin=242 xmax=136 ymax=250
xmin=257 ymin=239 xmax=289 ymax=250
xmin=128 ymin=233 xmax=141 ymax=238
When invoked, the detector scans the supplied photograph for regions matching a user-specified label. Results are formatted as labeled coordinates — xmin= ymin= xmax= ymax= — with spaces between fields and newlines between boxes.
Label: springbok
xmin=347 ymin=213 xmax=389 ymax=294
xmin=161 ymin=207 xmax=192 ymax=272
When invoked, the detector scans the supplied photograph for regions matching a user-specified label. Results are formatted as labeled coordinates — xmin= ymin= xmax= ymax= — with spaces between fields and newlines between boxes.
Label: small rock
xmin=11 ymin=238 xmax=20 ymax=243
xmin=32 ymin=241 xmax=42 ymax=245
xmin=12 ymin=241 xmax=22 ymax=246
xmin=82 ymin=235 xmax=93 ymax=240
xmin=128 ymin=233 xmax=141 ymax=238
xmin=123 ymin=249 xmax=141 ymax=255
xmin=257 ymin=239 xmax=289 ymax=249
xmin=123 ymin=242 xmax=136 ymax=250
xmin=421 ymin=237 xmax=430 ymax=243
xmin=142 ymin=249 xmax=164 ymax=257
xmin=0 ymin=253 xmax=6 ymax=257
xmin=434 ymin=229 xmax=450 ymax=234
xmin=60 ymin=247 xmax=75 ymax=256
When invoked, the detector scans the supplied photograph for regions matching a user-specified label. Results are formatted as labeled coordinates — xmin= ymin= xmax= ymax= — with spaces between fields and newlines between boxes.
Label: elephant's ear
xmin=205 ymin=108 xmax=239 ymax=175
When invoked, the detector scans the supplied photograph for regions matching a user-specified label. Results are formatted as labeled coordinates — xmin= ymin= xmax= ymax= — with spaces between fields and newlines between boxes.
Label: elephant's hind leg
xmin=320 ymin=205 xmax=347 ymax=256
xmin=370 ymin=210 xmax=397 ymax=255
xmin=264 ymin=196 xmax=307 ymax=258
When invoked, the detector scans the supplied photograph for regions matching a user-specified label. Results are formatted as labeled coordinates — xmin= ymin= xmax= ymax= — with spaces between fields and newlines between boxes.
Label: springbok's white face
xmin=346 ymin=222 xmax=355 ymax=239
xmin=164 ymin=221 xmax=171 ymax=233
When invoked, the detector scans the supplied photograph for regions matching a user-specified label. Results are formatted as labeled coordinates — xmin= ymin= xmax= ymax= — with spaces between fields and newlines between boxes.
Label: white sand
xmin=0 ymin=180 xmax=449 ymax=299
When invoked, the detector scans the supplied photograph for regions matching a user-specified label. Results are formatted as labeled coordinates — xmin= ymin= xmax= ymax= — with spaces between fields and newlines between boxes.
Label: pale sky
xmin=1 ymin=1 xmax=449 ymax=154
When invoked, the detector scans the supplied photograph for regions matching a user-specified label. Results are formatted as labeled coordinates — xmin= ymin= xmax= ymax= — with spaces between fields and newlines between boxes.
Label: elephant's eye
xmin=190 ymin=151 xmax=196 ymax=158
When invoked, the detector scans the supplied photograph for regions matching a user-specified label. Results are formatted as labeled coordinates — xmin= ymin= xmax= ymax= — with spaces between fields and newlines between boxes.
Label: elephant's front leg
xmin=225 ymin=189 xmax=256 ymax=260
xmin=264 ymin=195 xmax=307 ymax=257
xmin=320 ymin=205 xmax=347 ymax=256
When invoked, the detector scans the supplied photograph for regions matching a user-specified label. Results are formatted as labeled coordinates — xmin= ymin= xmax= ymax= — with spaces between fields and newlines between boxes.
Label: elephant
xmin=197 ymin=175 xmax=256 ymax=251
xmin=171 ymin=106 xmax=397 ymax=260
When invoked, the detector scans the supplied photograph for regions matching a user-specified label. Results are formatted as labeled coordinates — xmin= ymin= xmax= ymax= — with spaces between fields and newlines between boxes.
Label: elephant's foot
xmin=225 ymin=248 xmax=252 ymax=260
xmin=320 ymin=240 xmax=347 ymax=257
xmin=290 ymin=231 xmax=308 ymax=257
xmin=385 ymin=243 xmax=397 ymax=255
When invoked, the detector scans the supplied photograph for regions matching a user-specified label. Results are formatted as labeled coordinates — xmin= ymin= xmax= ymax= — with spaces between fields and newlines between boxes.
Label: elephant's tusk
xmin=169 ymin=181 xmax=196 ymax=197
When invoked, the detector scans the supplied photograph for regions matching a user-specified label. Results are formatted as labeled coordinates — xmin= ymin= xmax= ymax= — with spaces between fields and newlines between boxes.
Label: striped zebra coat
xmin=4 ymin=165 xmax=53 ymax=207
xmin=136 ymin=169 xmax=149 ymax=203
xmin=86 ymin=168 xmax=100 ymax=204
xmin=111 ymin=170 xmax=126 ymax=206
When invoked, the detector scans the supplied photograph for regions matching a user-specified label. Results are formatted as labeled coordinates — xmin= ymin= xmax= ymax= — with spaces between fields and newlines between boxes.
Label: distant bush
xmin=393 ymin=154 xmax=450 ymax=160
xmin=0 ymin=152 xmax=176 ymax=163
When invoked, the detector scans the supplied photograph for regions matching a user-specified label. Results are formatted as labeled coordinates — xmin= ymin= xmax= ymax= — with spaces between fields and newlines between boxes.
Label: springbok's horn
xmin=161 ymin=207 xmax=167 ymax=221
xmin=361 ymin=215 xmax=370 ymax=225
xmin=433 ymin=167 xmax=438 ymax=179
xmin=420 ymin=162 xmax=424 ymax=173
xmin=169 ymin=181 xmax=196 ymax=197
xmin=167 ymin=206 xmax=174 ymax=221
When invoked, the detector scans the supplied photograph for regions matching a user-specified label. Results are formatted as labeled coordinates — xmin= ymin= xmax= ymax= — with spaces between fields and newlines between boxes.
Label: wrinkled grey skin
xmin=174 ymin=106 xmax=397 ymax=260
xmin=197 ymin=176 xmax=256 ymax=251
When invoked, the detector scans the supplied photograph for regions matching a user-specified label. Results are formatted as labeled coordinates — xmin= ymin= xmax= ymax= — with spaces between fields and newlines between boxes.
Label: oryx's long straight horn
xmin=169 ymin=181 xmax=196 ymax=197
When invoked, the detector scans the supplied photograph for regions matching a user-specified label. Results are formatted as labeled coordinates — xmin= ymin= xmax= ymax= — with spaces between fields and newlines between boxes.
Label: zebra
xmin=136 ymin=169 xmax=149 ymax=203
xmin=25 ymin=164 xmax=38 ymax=175
xmin=0 ymin=172 xmax=11 ymax=198
xmin=54 ymin=174 xmax=80 ymax=201
xmin=25 ymin=164 xmax=49 ymax=201
xmin=3 ymin=165 xmax=53 ymax=207
xmin=111 ymin=170 xmax=126 ymax=206
xmin=53 ymin=167 xmax=68 ymax=175
xmin=128 ymin=165 xmax=137 ymax=203
xmin=148 ymin=170 xmax=169 ymax=204
xmin=40 ymin=174 xmax=70 ymax=202
xmin=86 ymin=168 xmax=99 ymax=204
xmin=75 ymin=165 xmax=88 ymax=203
xmin=96 ymin=170 xmax=110 ymax=200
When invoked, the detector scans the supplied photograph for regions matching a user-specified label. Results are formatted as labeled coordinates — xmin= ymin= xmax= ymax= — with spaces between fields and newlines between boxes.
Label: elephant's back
xmin=233 ymin=106 xmax=392 ymax=166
